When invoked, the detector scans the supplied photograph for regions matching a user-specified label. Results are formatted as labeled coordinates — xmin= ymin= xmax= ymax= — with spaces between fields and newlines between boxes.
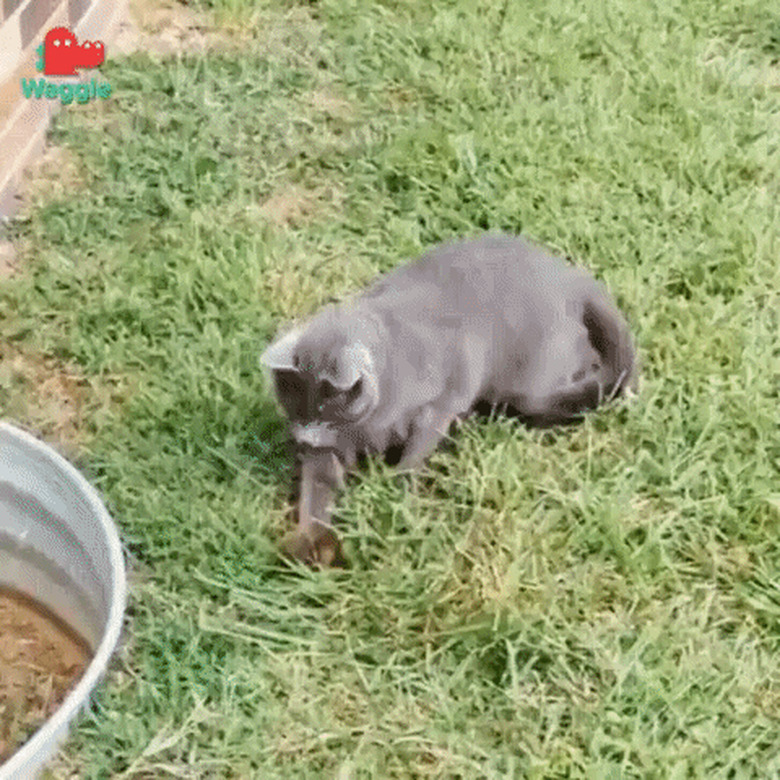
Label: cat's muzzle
xmin=292 ymin=421 xmax=339 ymax=449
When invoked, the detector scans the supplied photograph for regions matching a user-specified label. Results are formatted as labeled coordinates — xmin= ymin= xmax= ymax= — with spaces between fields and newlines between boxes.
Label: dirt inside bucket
xmin=0 ymin=587 xmax=91 ymax=765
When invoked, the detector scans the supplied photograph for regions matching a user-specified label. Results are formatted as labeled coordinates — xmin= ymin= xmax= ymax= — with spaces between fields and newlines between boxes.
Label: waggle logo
xmin=21 ymin=26 xmax=112 ymax=105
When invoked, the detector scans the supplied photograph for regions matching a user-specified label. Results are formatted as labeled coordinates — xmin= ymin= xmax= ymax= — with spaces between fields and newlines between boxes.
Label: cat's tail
xmin=582 ymin=284 xmax=638 ymax=402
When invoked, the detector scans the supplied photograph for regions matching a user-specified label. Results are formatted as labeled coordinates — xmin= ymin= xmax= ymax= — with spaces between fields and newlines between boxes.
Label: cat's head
xmin=261 ymin=306 xmax=381 ymax=426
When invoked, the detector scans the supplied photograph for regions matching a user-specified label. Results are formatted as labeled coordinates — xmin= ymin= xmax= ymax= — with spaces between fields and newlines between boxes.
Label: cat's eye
xmin=319 ymin=380 xmax=339 ymax=401
xmin=346 ymin=378 xmax=363 ymax=402
xmin=275 ymin=370 xmax=305 ymax=395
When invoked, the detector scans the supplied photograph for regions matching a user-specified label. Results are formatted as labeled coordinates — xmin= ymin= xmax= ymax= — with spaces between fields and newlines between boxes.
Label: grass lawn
xmin=1 ymin=0 xmax=779 ymax=776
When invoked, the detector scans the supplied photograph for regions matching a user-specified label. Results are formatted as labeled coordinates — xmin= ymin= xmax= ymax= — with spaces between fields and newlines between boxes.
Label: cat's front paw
xmin=281 ymin=525 xmax=347 ymax=569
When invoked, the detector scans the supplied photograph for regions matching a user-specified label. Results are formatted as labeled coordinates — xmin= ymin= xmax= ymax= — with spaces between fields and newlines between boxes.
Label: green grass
xmin=1 ymin=0 xmax=779 ymax=776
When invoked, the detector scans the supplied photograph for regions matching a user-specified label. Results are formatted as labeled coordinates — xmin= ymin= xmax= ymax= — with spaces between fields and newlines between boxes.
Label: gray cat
xmin=261 ymin=234 xmax=637 ymax=566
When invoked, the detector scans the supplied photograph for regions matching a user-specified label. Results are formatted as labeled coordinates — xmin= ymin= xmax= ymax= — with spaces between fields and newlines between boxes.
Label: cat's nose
xmin=305 ymin=390 xmax=317 ymax=419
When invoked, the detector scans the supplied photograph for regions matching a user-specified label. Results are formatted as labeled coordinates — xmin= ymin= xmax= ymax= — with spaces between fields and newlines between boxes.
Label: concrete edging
xmin=0 ymin=0 xmax=127 ymax=219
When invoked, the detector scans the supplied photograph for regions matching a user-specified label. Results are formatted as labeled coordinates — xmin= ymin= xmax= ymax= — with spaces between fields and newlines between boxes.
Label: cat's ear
xmin=260 ymin=327 xmax=302 ymax=370
xmin=324 ymin=343 xmax=372 ymax=390
xmin=333 ymin=343 xmax=380 ymax=416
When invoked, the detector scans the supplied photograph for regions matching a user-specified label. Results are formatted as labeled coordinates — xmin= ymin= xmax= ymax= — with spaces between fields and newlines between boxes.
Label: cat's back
xmin=361 ymin=233 xmax=581 ymax=317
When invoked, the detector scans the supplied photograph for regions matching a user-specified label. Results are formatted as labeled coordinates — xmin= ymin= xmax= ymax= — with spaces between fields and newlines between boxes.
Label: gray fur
xmin=261 ymin=234 xmax=637 ymax=565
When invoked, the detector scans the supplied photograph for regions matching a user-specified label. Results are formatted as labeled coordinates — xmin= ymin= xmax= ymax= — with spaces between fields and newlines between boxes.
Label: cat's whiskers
xmin=605 ymin=367 xmax=629 ymax=404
